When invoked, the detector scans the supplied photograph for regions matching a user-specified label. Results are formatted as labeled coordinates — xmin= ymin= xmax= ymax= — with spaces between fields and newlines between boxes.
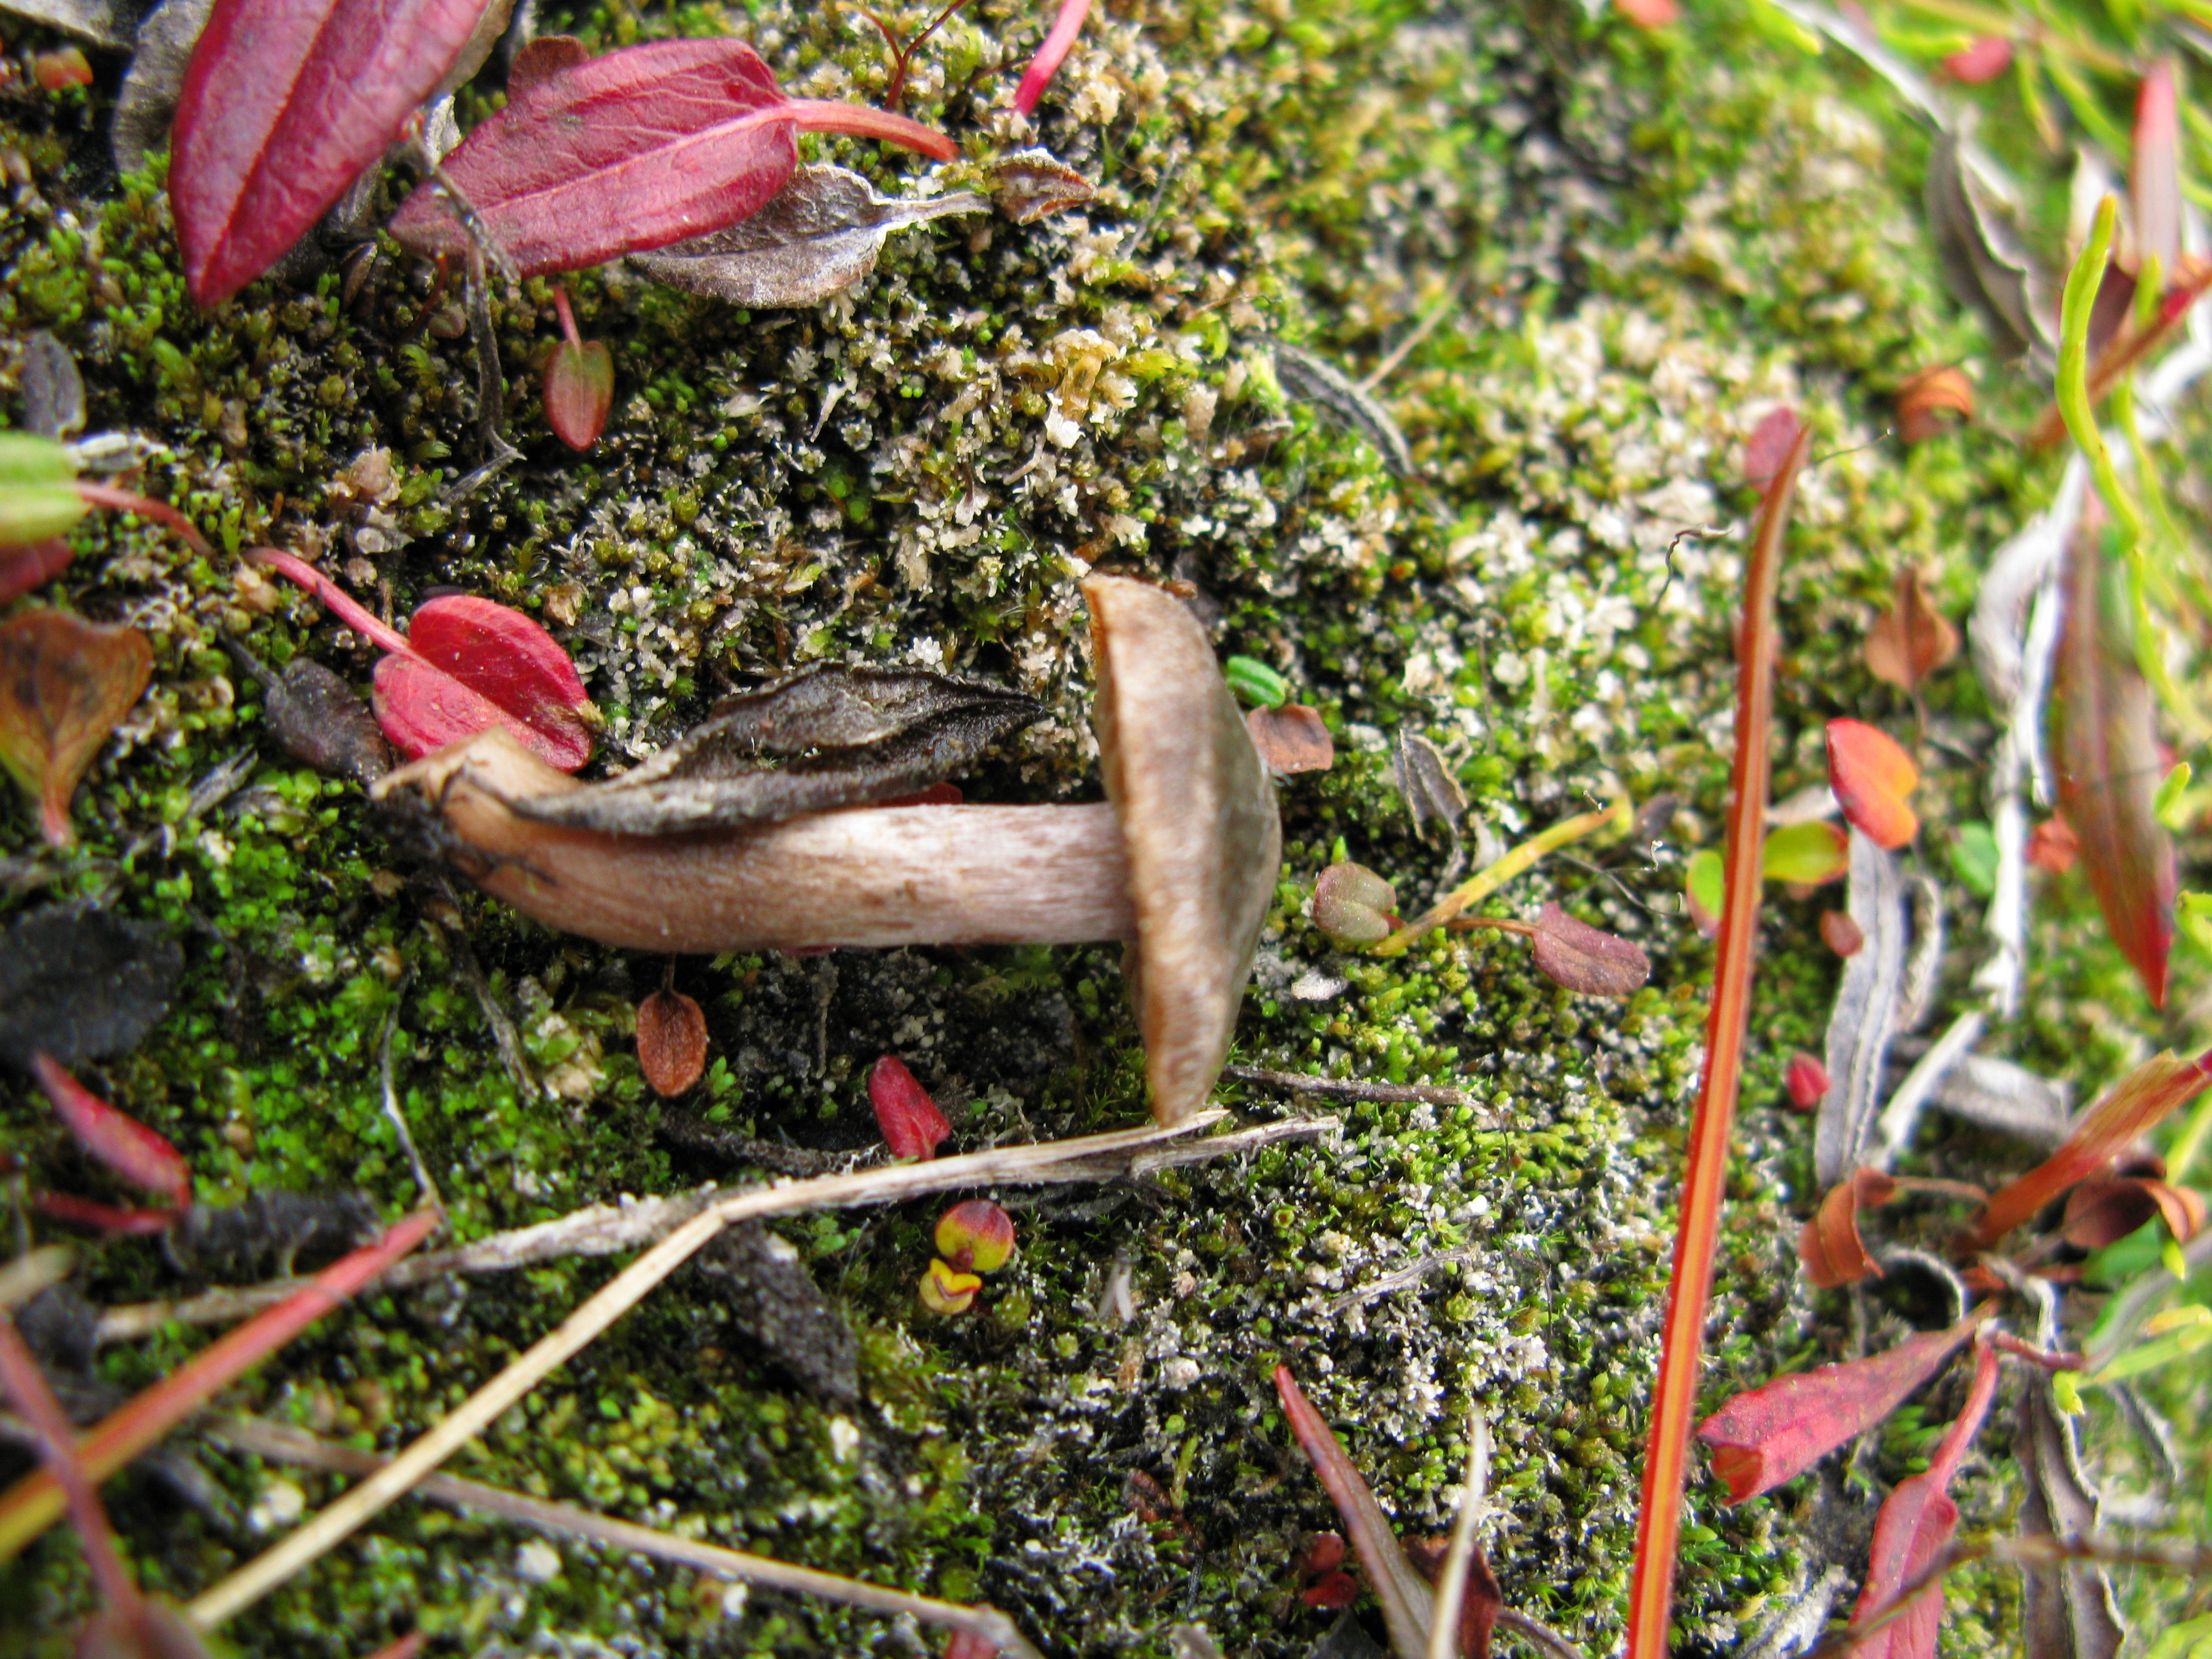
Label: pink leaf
xmin=1846 ymin=1341 xmax=2000 ymax=1659
xmin=868 ymin=1055 xmax=950 ymax=1160
xmin=171 ymin=0 xmax=503 ymax=305
xmin=544 ymin=285 xmax=613 ymax=451
xmin=32 ymin=1193 xmax=181 ymax=1234
xmin=1940 ymin=36 xmax=2012 ymax=82
xmin=388 ymin=594 xmax=593 ymax=768
xmin=0 ymin=538 xmax=73 ymax=606
xmin=1614 ymin=0 xmax=1681 ymax=26
xmin=1014 ymin=0 xmax=1092 ymax=114
xmin=1744 ymin=408 xmax=1804 ymax=489
xmin=2133 ymin=62 xmax=2181 ymax=281
xmin=387 ymin=39 xmax=955 ymax=279
xmin=1693 ymin=1312 xmax=1985 ymax=1504
xmin=1785 ymin=1051 xmax=1830 ymax=1111
xmin=31 ymin=1053 xmax=191 ymax=1210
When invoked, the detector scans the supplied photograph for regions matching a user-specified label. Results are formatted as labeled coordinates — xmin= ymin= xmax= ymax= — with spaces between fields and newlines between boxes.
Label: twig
xmin=1376 ymin=800 xmax=1631 ymax=953
xmin=378 ymin=977 xmax=440 ymax=1210
xmin=0 ymin=1316 xmax=143 ymax=1619
xmin=0 ymin=1247 xmax=74 ymax=1315
xmin=1322 ymin=1247 xmax=1480 ymax=1316
xmin=1221 ymin=1065 xmax=1471 ymax=1109
xmin=1427 ymin=1410 xmax=1491 ymax=1659
xmin=1359 ymin=275 xmax=1465 ymax=394
xmin=94 ymin=1115 xmax=1332 ymax=1345
xmin=181 ymin=1114 xmax=1322 ymax=1629
xmin=210 ymin=1415 xmax=1046 ymax=1658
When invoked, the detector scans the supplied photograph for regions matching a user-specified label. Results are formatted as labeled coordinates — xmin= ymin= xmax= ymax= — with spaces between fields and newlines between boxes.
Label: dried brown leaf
xmin=2016 ymin=1373 xmax=2124 ymax=1659
xmin=264 ymin=658 xmax=392 ymax=784
xmin=1527 ymin=904 xmax=1650 ymax=998
xmin=630 ymin=164 xmax=987 ymax=309
xmin=1865 ymin=568 xmax=1960 ymax=691
xmin=636 ymin=985 xmax=708 ymax=1098
xmin=1925 ymin=132 xmax=2056 ymax=360
xmin=1246 ymin=703 xmax=1334 ymax=775
xmin=1392 ymin=729 xmax=1465 ymax=843
xmin=1800 ymin=1168 xmax=1897 ymax=1288
xmin=989 ymin=147 xmax=1096 ymax=223
xmin=0 ymin=611 xmax=153 ymax=847
xmin=1894 ymin=367 xmax=1974 ymax=445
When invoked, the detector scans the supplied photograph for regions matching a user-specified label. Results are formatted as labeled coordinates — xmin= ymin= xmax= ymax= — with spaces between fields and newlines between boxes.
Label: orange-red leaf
xmin=1964 ymin=1048 xmax=2212 ymax=1249
xmin=1893 ymin=370 xmax=1975 ymax=445
xmin=0 ymin=610 xmax=153 ymax=847
xmin=2051 ymin=523 xmax=2175 ymax=1006
xmin=869 ymin=1055 xmax=949 ymax=1160
xmin=1800 ymin=1168 xmax=1896 ymax=1288
xmin=1864 ymin=567 xmax=1959 ymax=688
xmin=1826 ymin=719 xmax=1919 ymax=849
xmin=2062 ymin=1175 xmax=2206 ymax=1249
xmin=1785 ymin=1052 xmax=1831 ymax=1112
xmin=1694 ymin=1312 xmax=1984 ymax=1504
xmin=31 ymin=1053 xmax=191 ymax=1210
xmin=2027 ymin=815 xmax=2080 ymax=873
xmin=635 ymin=987 xmax=707 ymax=1097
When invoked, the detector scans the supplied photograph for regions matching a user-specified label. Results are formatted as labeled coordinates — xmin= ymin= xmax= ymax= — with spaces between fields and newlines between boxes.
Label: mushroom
xmin=371 ymin=576 xmax=1282 ymax=1124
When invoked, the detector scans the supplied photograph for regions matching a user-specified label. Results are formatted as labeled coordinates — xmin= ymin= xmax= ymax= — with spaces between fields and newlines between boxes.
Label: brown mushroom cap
xmin=1085 ymin=575 xmax=1284 ymax=1125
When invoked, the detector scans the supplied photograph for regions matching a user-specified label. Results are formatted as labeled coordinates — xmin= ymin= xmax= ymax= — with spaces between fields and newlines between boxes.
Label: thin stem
xmin=0 ymin=1315 xmax=143 ymax=1619
xmin=1375 ymin=800 xmax=1627 ymax=953
xmin=1443 ymin=915 xmax=1536 ymax=937
xmin=1622 ymin=419 xmax=1810 ymax=1659
xmin=551 ymin=284 xmax=581 ymax=351
xmin=247 ymin=547 xmax=418 ymax=660
xmin=782 ymin=98 xmax=958 ymax=160
xmin=1427 ymin=1410 xmax=1491 ymax=1659
xmin=1496 ymin=1609 xmax=1590 ymax=1659
xmin=1220 ymin=1064 xmax=1473 ymax=1109
xmin=70 ymin=482 xmax=214 ymax=561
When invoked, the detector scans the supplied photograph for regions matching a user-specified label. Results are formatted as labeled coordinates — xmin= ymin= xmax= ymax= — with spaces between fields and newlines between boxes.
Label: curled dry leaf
xmin=2015 ymin=1358 xmax=2125 ymax=1659
xmin=632 ymin=164 xmax=988 ymax=309
xmin=1392 ymin=729 xmax=1466 ymax=844
xmin=2061 ymin=1174 xmax=2205 ymax=1249
xmin=1693 ymin=1311 xmax=1986 ymax=1504
xmin=1865 ymin=567 xmax=1959 ymax=690
xmin=1827 ymin=719 xmax=1919 ymax=849
xmin=989 ymin=148 xmax=1095 ymax=223
xmin=0 ymin=610 xmax=153 ymax=847
xmin=1800 ymin=1168 xmax=1897 ymax=1288
xmin=1894 ymin=368 xmax=1974 ymax=446
xmin=869 ymin=1055 xmax=950 ymax=1160
xmin=1820 ymin=909 xmax=1864 ymax=957
xmin=1274 ymin=341 xmax=1413 ymax=477
xmin=635 ymin=986 xmax=708 ymax=1097
xmin=1785 ymin=1052 xmax=1831 ymax=1112
xmin=1528 ymin=904 xmax=1650 ymax=998
xmin=1246 ymin=704 xmax=1335 ymax=775
xmin=30 ymin=1053 xmax=192 ymax=1211
xmin=264 ymin=658 xmax=392 ymax=784
xmin=0 ymin=904 xmax=184 ymax=1071
xmin=20 ymin=332 xmax=85 ymax=442
xmin=387 ymin=39 xmax=956 ymax=279
xmin=1312 ymin=862 xmax=1399 ymax=946
xmin=1925 ymin=131 xmax=2056 ymax=361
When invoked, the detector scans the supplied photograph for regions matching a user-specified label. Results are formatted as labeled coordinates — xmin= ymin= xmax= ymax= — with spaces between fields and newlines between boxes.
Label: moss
xmin=0 ymin=0 xmax=2181 ymax=1652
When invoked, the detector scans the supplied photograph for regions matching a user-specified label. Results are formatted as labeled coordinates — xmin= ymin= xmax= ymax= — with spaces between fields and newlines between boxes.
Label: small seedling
xmin=544 ymin=286 xmax=614 ymax=451
xmin=935 ymin=1199 xmax=1014 ymax=1274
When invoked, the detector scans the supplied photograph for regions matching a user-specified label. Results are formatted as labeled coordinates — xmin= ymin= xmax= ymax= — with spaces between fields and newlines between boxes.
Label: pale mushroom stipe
xmin=372 ymin=576 xmax=1284 ymax=1124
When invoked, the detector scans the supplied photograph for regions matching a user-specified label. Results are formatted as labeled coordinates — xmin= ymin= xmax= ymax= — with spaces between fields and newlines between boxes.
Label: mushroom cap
xmin=1085 ymin=575 xmax=1284 ymax=1124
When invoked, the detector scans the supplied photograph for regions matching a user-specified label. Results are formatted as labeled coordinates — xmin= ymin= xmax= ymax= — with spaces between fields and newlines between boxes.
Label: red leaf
xmin=2027 ymin=815 xmax=2080 ymax=873
xmin=1744 ymin=408 xmax=1803 ymax=489
xmin=1826 ymin=719 xmax=1919 ymax=849
xmin=1819 ymin=909 xmax=1864 ymax=957
xmin=868 ymin=1055 xmax=949 ymax=1160
xmin=1800 ymin=1168 xmax=1896 ymax=1288
xmin=1614 ymin=0 xmax=1681 ymax=25
xmin=1785 ymin=1052 xmax=1830 ymax=1111
xmin=2051 ymin=521 xmax=2175 ymax=1005
xmin=1940 ymin=35 xmax=2012 ymax=82
xmin=2133 ymin=62 xmax=2182 ymax=280
xmin=1846 ymin=1341 xmax=2000 ymax=1659
xmin=32 ymin=1193 xmax=181 ymax=1234
xmin=30 ymin=48 xmax=94 ymax=91
xmin=171 ymin=0 xmax=502 ymax=306
xmin=1528 ymin=902 xmax=1651 ymax=998
xmin=1964 ymin=1048 xmax=2212 ymax=1249
xmin=1693 ymin=1311 xmax=1984 ymax=1504
xmin=635 ymin=987 xmax=708 ymax=1097
xmin=544 ymin=287 xmax=613 ymax=451
xmin=2061 ymin=1175 xmax=2205 ymax=1249
xmin=387 ymin=39 xmax=956 ymax=279
xmin=1312 ymin=862 xmax=1400 ymax=946
xmin=32 ymin=1053 xmax=191 ymax=1209
xmin=386 ymin=594 xmax=593 ymax=769
xmin=0 ymin=538 xmax=74 ymax=606
xmin=1014 ymin=0 xmax=1093 ymax=113
xmin=0 ymin=611 xmax=154 ymax=847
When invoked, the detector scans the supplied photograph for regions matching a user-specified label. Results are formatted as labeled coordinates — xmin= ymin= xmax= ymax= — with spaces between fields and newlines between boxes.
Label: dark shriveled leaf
xmin=264 ymin=658 xmax=392 ymax=784
xmin=1528 ymin=904 xmax=1650 ymax=998
xmin=0 ymin=904 xmax=184 ymax=1071
xmin=1246 ymin=703 xmax=1335 ymax=775
xmin=2052 ymin=522 xmax=2175 ymax=1007
xmin=1274 ymin=342 xmax=1413 ymax=476
xmin=2016 ymin=1373 xmax=2125 ymax=1659
xmin=691 ymin=1223 xmax=859 ymax=1404
xmin=1925 ymin=132 xmax=2056 ymax=360
xmin=513 ymin=666 xmax=1043 ymax=835
xmin=632 ymin=165 xmax=987 ymax=309
xmin=113 ymin=0 xmax=212 ymax=173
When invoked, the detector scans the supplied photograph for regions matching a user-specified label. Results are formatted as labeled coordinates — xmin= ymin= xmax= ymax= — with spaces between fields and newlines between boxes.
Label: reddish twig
xmin=70 ymin=482 xmax=215 ymax=561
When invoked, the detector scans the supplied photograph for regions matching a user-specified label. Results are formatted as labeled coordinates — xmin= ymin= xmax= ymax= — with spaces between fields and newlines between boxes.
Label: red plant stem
xmin=1624 ymin=419 xmax=1811 ymax=1659
xmin=70 ymin=482 xmax=215 ymax=561
xmin=1014 ymin=0 xmax=1092 ymax=114
xmin=0 ymin=1208 xmax=439 ymax=1561
xmin=1987 ymin=1332 xmax=2086 ymax=1371
xmin=781 ymin=98 xmax=958 ymax=160
xmin=247 ymin=546 xmax=419 ymax=660
xmin=552 ymin=284 xmax=581 ymax=351
xmin=0 ymin=1314 xmax=145 ymax=1620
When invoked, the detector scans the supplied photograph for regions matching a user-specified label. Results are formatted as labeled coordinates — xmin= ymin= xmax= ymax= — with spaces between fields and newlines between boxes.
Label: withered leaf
xmin=1528 ymin=903 xmax=1650 ymax=998
xmin=0 ymin=609 xmax=154 ymax=846
xmin=1311 ymin=862 xmax=1399 ymax=946
xmin=1274 ymin=341 xmax=1414 ymax=476
xmin=1925 ymin=133 xmax=2056 ymax=361
xmin=637 ymin=985 xmax=708 ymax=1097
xmin=0 ymin=903 xmax=184 ymax=1070
xmin=1392 ymin=728 xmax=1465 ymax=843
xmin=1894 ymin=366 xmax=1974 ymax=445
xmin=1247 ymin=703 xmax=1335 ymax=775
xmin=631 ymin=164 xmax=988 ymax=309
xmin=1865 ymin=567 xmax=1960 ymax=691
xmin=2016 ymin=1370 xmax=2124 ymax=1659
xmin=990 ymin=147 xmax=1097 ymax=223
xmin=692 ymin=1222 xmax=858 ymax=1404
xmin=20 ymin=332 xmax=85 ymax=441
xmin=1801 ymin=1168 xmax=1897 ymax=1288
xmin=264 ymin=657 xmax=392 ymax=784
xmin=514 ymin=665 xmax=1044 ymax=835
xmin=0 ymin=0 xmax=134 ymax=46
xmin=112 ymin=0 xmax=212 ymax=170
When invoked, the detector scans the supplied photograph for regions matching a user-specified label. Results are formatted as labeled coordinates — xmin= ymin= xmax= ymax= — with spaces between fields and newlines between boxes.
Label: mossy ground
xmin=0 ymin=0 xmax=2201 ymax=1653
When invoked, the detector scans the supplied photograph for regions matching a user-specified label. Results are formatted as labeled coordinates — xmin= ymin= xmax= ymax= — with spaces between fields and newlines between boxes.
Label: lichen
xmin=0 ymin=0 xmax=2171 ymax=1653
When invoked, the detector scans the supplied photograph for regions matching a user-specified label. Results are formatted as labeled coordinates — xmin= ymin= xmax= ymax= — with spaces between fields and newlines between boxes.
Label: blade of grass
xmin=1623 ymin=415 xmax=1812 ymax=1659
xmin=0 ymin=1208 xmax=439 ymax=1561
xmin=2055 ymin=198 xmax=2150 ymax=555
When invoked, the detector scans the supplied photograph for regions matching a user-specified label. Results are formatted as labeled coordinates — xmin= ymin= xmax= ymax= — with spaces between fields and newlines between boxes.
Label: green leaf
xmin=1685 ymin=848 xmax=1724 ymax=931
xmin=1760 ymin=821 xmax=1848 ymax=885
xmin=2156 ymin=760 xmax=2194 ymax=827
xmin=1223 ymin=655 xmax=1290 ymax=709
xmin=0 ymin=433 xmax=86 ymax=548
xmin=1949 ymin=821 xmax=2000 ymax=897
xmin=2089 ymin=1302 xmax=2212 ymax=1385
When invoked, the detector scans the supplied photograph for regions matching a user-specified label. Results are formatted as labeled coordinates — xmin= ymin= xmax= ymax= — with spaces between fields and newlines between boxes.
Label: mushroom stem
xmin=380 ymin=729 xmax=1135 ymax=954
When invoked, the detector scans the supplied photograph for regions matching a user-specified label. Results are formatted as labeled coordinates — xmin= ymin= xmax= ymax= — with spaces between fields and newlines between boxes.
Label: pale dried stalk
xmin=183 ymin=1113 xmax=1324 ymax=1629
xmin=1427 ymin=1409 xmax=1492 ymax=1659
xmin=0 ymin=1248 xmax=74 ymax=1315
xmin=211 ymin=1416 xmax=1042 ymax=1657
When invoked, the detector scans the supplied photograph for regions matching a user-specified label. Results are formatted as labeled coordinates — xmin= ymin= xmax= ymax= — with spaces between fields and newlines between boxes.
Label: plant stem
xmin=551 ymin=284 xmax=581 ymax=351
xmin=783 ymin=98 xmax=958 ymax=160
xmin=1623 ymin=417 xmax=1809 ymax=1659
xmin=247 ymin=547 xmax=418 ymax=660
xmin=0 ymin=1316 xmax=144 ymax=1620
xmin=70 ymin=482 xmax=214 ymax=561
xmin=1374 ymin=800 xmax=1627 ymax=953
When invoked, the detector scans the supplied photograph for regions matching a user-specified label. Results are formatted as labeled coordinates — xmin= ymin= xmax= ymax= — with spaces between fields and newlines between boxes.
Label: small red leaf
xmin=1964 ymin=1048 xmax=2212 ymax=1249
xmin=1694 ymin=1312 xmax=1984 ymax=1503
xmin=545 ymin=340 xmax=614 ymax=450
xmin=373 ymin=594 xmax=593 ymax=770
xmin=1744 ymin=408 xmax=1804 ymax=489
xmin=1528 ymin=903 xmax=1651 ymax=998
xmin=869 ymin=1055 xmax=949 ymax=1160
xmin=0 ymin=611 xmax=154 ymax=847
xmin=1014 ymin=0 xmax=1093 ymax=113
xmin=2027 ymin=816 xmax=2080 ymax=873
xmin=1826 ymin=719 xmax=1919 ymax=849
xmin=935 ymin=1199 xmax=1015 ymax=1274
xmin=1800 ymin=1168 xmax=1896 ymax=1288
xmin=1299 ymin=1571 xmax=1359 ymax=1609
xmin=32 ymin=1053 xmax=191 ymax=1209
xmin=1940 ymin=35 xmax=2012 ymax=82
xmin=32 ymin=1193 xmax=182 ymax=1234
xmin=2052 ymin=519 xmax=2175 ymax=1006
xmin=1845 ymin=1341 xmax=1999 ymax=1659
xmin=1785 ymin=1052 xmax=1831 ymax=1111
xmin=1614 ymin=0 xmax=1681 ymax=26
xmin=171 ymin=0 xmax=503 ymax=305
xmin=31 ymin=48 xmax=93 ymax=91
xmin=2134 ymin=62 xmax=2182 ymax=280
xmin=387 ymin=39 xmax=954 ymax=279
xmin=0 ymin=539 xmax=76 ymax=606
xmin=1819 ymin=909 xmax=1864 ymax=957
xmin=1312 ymin=862 xmax=1399 ymax=945
xmin=635 ymin=987 xmax=708 ymax=1097
xmin=1246 ymin=704 xmax=1335 ymax=775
